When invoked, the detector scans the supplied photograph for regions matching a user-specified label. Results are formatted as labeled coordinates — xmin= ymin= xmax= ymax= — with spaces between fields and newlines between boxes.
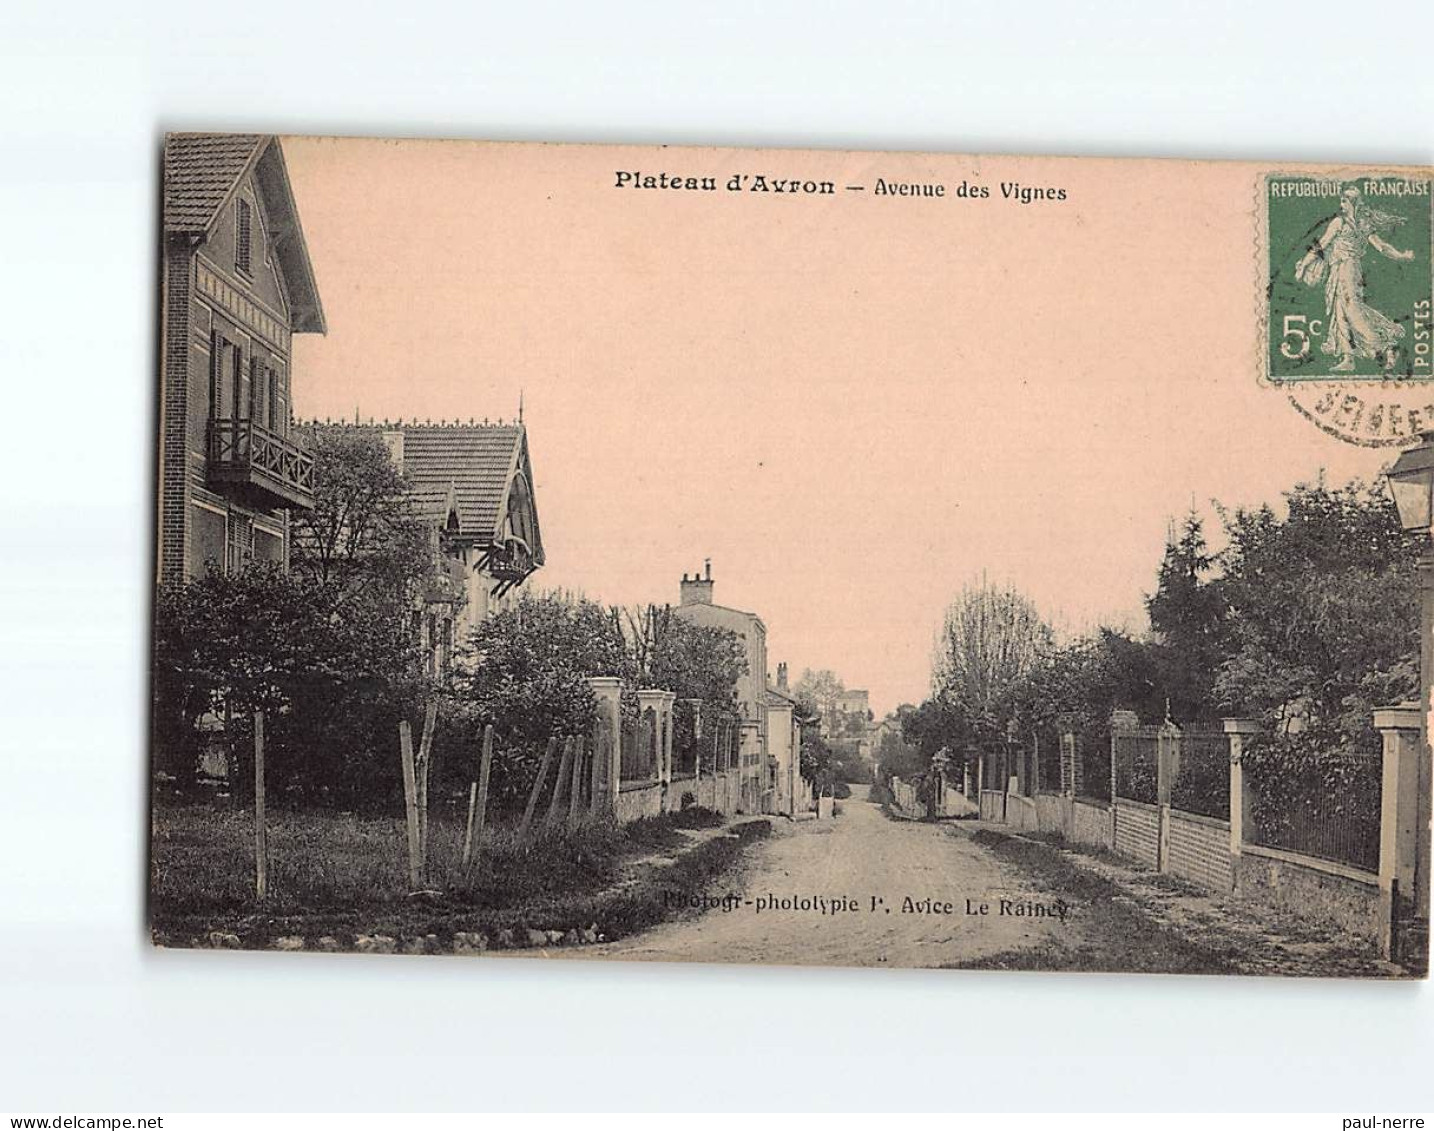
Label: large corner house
xmin=158 ymin=133 xmax=325 ymax=583
xmin=158 ymin=135 xmax=545 ymax=660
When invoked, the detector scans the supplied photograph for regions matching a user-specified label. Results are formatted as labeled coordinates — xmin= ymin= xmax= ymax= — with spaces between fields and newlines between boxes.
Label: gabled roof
xmin=163 ymin=133 xmax=326 ymax=334
xmin=163 ymin=133 xmax=266 ymax=234
xmin=374 ymin=423 xmax=544 ymax=563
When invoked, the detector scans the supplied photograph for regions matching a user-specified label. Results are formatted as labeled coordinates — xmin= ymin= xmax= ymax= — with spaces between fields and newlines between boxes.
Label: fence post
xmin=415 ymin=699 xmax=437 ymax=882
xmin=253 ymin=710 xmax=267 ymax=902
xmin=1222 ymin=718 xmax=1261 ymax=894
xmin=1060 ymin=732 xmax=1077 ymax=840
xmin=568 ymin=735 xmax=587 ymax=828
xmin=1110 ymin=709 xmax=1138 ymax=853
xmin=519 ymin=736 xmax=558 ymax=842
xmin=462 ymin=724 xmax=494 ymax=868
xmin=545 ymin=736 xmax=575 ymax=830
xmin=398 ymin=720 xmax=421 ymax=889
xmin=1156 ymin=720 xmax=1179 ymax=873
xmin=1374 ymin=704 xmax=1422 ymax=961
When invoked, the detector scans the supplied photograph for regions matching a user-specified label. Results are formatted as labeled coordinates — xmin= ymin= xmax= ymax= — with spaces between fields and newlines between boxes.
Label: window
xmin=267 ymin=367 xmax=279 ymax=431
xmin=225 ymin=514 xmax=253 ymax=574
xmin=248 ymin=355 xmax=261 ymax=421
xmin=190 ymin=507 xmax=226 ymax=578
xmin=235 ymin=199 xmax=253 ymax=275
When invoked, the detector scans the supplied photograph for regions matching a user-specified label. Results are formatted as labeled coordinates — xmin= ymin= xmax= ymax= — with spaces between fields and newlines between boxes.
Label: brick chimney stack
xmin=680 ymin=559 xmax=715 ymax=606
xmin=777 ymin=662 xmax=789 ymax=692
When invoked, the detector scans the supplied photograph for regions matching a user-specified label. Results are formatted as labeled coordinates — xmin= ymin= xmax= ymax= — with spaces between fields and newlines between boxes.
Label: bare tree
xmin=932 ymin=580 xmax=1052 ymax=745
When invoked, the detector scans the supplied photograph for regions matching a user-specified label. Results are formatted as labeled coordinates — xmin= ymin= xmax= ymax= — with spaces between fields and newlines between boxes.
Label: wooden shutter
xmin=208 ymin=331 xmax=222 ymax=419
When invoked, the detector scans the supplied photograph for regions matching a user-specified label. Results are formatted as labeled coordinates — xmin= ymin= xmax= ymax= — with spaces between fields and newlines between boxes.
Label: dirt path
xmin=591 ymin=785 xmax=1090 ymax=968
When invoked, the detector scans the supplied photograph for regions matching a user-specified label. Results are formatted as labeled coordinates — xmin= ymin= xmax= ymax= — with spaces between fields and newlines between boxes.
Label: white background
xmin=1 ymin=0 xmax=1432 ymax=1113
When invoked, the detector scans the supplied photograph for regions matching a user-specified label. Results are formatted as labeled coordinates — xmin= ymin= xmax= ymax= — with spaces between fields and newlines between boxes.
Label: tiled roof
xmin=395 ymin=424 xmax=525 ymax=542
xmin=163 ymin=133 xmax=267 ymax=235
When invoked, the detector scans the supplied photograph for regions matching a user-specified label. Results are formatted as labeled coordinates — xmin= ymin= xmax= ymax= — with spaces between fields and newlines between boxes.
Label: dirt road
xmin=594 ymin=784 xmax=1083 ymax=968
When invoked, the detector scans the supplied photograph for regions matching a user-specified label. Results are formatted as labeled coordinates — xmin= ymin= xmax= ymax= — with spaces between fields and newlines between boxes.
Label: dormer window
xmin=235 ymin=198 xmax=253 ymax=276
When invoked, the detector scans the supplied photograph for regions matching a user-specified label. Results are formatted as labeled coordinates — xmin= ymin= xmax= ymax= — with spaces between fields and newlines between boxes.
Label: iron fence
xmin=1034 ymin=727 xmax=1062 ymax=794
xmin=1112 ymin=728 xmax=1159 ymax=804
xmin=1245 ymin=737 xmax=1381 ymax=873
xmin=1169 ymin=727 xmax=1230 ymax=820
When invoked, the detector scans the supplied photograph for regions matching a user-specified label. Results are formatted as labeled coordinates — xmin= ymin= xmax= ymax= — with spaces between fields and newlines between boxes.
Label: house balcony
xmin=207 ymin=418 xmax=316 ymax=510
xmin=485 ymin=538 xmax=534 ymax=582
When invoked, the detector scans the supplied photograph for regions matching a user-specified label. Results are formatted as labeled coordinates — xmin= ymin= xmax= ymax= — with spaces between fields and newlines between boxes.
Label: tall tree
xmin=1145 ymin=509 xmax=1230 ymax=720
xmin=793 ymin=668 xmax=846 ymax=723
xmin=931 ymin=581 xmax=1053 ymax=748
xmin=1213 ymin=478 xmax=1419 ymax=748
xmin=290 ymin=427 xmax=432 ymax=605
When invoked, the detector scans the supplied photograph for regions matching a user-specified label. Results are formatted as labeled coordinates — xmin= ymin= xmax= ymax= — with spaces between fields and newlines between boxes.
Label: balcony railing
xmin=486 ymin=539 xmax=534 ymax=582
xmin=207 ymin=418 xmax=316 ymax=510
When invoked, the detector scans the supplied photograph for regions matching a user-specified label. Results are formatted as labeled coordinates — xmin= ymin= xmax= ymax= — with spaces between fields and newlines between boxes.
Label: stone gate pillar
xmin=585 ymin=677 xmax=623 ymax=815
xmin=1222 ymin=718 xmax=1261 ymax=894
xmin=1374 ymin=705 xmax=1423 ymax=960
xmin=637 ymin=688 xmax=677 ymax=808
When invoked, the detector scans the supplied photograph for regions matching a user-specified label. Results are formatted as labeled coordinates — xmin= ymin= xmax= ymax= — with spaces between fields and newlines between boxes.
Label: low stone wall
xmin=1113 ymin=799 xmax=1160 ymax=869
xmin=1237 ymin=845 xmax=1382 ymax=943
xmin=942 ymin=786 xmax=977 ymax=818
xmin=614 ymin=780 xmax=662 ymax=824
xmin=694 ymin=772 xmax=739 ymax=815
xmin=1035 ymin=793 xmax=1065 ymax=835
xmin=1072 ymin=799 xmax=1112 ymax=851
xmin=1167 ymin=809 xmax=1233 ymax=892
xmin=667 ymin=774 xmax=696 ymax=813
xmin=1006 ymin=793 xmax=1039 ymax=832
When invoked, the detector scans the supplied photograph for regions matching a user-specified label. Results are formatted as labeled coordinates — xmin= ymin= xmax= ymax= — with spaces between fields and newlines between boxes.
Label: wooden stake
xmin=471 ymin=724 xmax=494 ymax=866
xmin=589 ymin=725 xmax=604 ymax=816
xmin=399 ymin=719 xmax=421 ymax=889
xmin=545 ymin=737 xmax=574 ymax=829
xmin=253 ymin=710 xmax=267 ymax=902
xmin=519 ymin=736 xmax=558 ymax=842
xmin=567 ymin=736 xmax=586 ymax=828
xmin=415 ymin=699 xmax=437 ymax=881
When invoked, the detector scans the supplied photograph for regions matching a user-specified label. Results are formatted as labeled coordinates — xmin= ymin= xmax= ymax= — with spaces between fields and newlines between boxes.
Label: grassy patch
xmin=951 ymin=830 xmax=1241 ymax=975
xmin=150 ymin=799 xmax=769 ymax=951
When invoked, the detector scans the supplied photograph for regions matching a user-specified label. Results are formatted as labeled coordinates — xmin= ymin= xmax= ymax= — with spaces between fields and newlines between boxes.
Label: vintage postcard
xmin=151 ymin=135 xmax=1432 ymax=977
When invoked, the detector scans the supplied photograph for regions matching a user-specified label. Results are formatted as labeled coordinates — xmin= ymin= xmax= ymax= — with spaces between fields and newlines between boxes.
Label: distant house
xmin=672 ymin=562 xmax=808 ymax=816
xmin=158 ymin=134 xmax=326 ymax=585
xmin=308 ymin=420 xmax=546 ymax=671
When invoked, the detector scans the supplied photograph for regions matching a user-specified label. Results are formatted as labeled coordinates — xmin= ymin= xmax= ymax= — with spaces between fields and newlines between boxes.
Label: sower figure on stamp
xmin=1296 ymin=187 xmax=1417 ymax=372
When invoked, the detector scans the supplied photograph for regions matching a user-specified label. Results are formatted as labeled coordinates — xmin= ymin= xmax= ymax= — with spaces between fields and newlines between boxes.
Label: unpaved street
xmin=595 ymin=785 xmax=1084 ymax=968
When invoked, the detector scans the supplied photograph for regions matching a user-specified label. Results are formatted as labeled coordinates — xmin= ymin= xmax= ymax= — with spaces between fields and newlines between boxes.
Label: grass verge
xmin=150 ymin=799 xmax=767 ymax=953
xmin=948 ymin=829 xmax=1242 ymax=975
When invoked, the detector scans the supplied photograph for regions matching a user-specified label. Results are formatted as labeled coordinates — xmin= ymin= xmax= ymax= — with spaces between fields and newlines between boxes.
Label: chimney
xmin=777 ymin=662 xmax=788 ymax=692
xmin=680 ymin=561 xmax=715 ymax=606
xmin=381 ymin=430 xmax=405 ymax=473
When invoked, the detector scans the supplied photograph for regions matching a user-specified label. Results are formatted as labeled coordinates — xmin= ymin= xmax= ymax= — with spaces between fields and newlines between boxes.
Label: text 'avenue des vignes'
xmin=613 ymin=170 xmax=1068 ymax=203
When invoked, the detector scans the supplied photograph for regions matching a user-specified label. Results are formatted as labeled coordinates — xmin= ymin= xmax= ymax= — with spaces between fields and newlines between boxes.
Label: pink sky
xmin=283 ymin=137 xmax=1398 ymax=713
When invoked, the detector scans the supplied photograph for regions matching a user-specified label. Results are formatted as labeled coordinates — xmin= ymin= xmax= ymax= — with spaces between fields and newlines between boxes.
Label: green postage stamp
xmin=1264 ymin=171 xmax=1434 ymax=445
